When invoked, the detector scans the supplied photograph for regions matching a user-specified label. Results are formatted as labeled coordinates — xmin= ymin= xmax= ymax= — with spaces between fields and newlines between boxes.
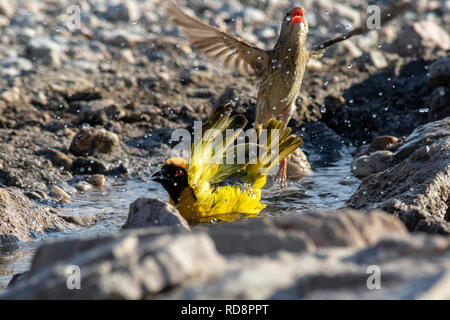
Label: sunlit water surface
xmin=0 ymin=154 xmax=358 ymax=289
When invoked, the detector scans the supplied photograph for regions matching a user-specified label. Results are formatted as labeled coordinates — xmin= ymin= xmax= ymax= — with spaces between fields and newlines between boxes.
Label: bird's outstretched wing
xmin=166 ymin=1 xmax=269 ymax=77
xmin=245 ymin=118 xmax=303 ymax=186
xmin=188 ymin=104 xmax=251 ymax=201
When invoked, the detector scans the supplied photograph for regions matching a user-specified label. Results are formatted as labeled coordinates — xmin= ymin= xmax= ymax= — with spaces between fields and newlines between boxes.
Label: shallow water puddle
xmin=0 ymin=154 xmax=358 ymax=288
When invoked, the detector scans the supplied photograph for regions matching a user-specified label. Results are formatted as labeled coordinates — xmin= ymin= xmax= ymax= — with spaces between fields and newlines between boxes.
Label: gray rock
xmin=0 ymin=57 xmax=34 ymax=77
xmin=428 ymin=57 xmax=450 ymax=88
xmin=220 ymin=1 xmax=244 ymax=15
xmin=390 ymin=21 xmax=450 ymax=57
xmin=174 ymin=234 xmax=450 ymax=300
xmin=242 ymin=7 xmax=266 ymax=24
xmin=348 ymin=118 xmax=450 ymax=234
xmin=351 ymin=150 xmax=393 ymax=178
xmin=103 ymin=1 xmax=141 ymax=22
xmin=25 ymin=37 xmax=66 ymax=67
xmin=114 ymin=48 xmax=135 ymax=64
xmin=100 ymin=29 xmax=145 ymax=48
xmin=72 ymin=157 xmax=108 ymax=175
xmin=1 ymin=229 xmax=224 ymax=299
xmin=0 ymin=188 xmax=66 ymax=243
xmin=393 ymin=118 xmax=450 ymax=164
xmin=4 ymin=209 xmax=448 ymax=300
xmin=0 ymin=0 xmax=17 ymax=17
xmin=39 ymin=148 xmax=73 ymax=171
xmin=312 ymin=0 xmax=361 ymax=30
xmin=201 ymin=209 xmax=407 ymax=257
xmin=69 ymin=127 xmax=120 ymax=156
xmin=123 ymin=198 xmax=190 ymax=231
xmin=427 ymin=87 xmax=450 ymax=122
xmin=78 ymin=99 xmax=124 ymax=125
xmin=75 ymin=181 xmax=92 ymax=192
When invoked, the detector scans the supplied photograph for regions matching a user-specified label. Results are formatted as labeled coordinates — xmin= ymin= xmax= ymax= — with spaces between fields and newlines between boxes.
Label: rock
xmin=103 ymin=1 xmax=140 ymax=22
xmin=0 ymin=0 xmax=17 ymax=17
xmin=201 ymin=209 xmax=407 ymax=257
xmin=4 ymin=207 xmax=448 ymax=300
xmin=25 ymin=191 xmax=46 ymax=201
xmin=114 ymin=48 xmax=135 ymax=64
xmin=60 ymin=214 xmax=96 ymax=227
xmin=39 ymin=149 xmax=73 ymax=171
xmin=427 ymin=87 xmax=450 ymax=122
xmin=0 ymin=57 xmax=34 ymax=77
xmin=123 ymin=198 xmax=190 ymax=231
xmin=368 ymin=50 xmax=388 ymax=69
xmin=25 ymin=37 xmax=66 ymax=67
xmin=428 ymin=57 xmax=450 ymax=88
xmin=0 ymin=87 xmax=21 ymax=103
xmin=75 ymin=181 xmax=92 ymax=192
xmin=286 ymin=149 xmax=311 ymax=180
xmin=351 ymin=151 xmax=393 ymax=178
xmin=102 ymin=30 xmax=146 ymax=48
xmin=78 ymin=99 xmax=124 ymax=125
xmin=49 ymin=186 xmax=71 ymax=202
xmin=69 ymin=128 xmax=119 ymax=156
xmin=72 ymin=157 xmax=108 ymax=175
xmin=89 ymin=174 xmax=105 ymax=187
xmin=391 ymin=21 xmax=450 ymax=57
xmin=369 ymin=136 xmax=399 ymax=151
xmin=31 ymin=92 xmax=48 ymax=106
xmin=1 ymin=229 xmax=224 ymax=299
xmin=0 ymin=188 xmax=66 ymax=243
xmin=7 ymin=272 xmax=29 ymax=288
xmin=242 ymin=7 xmax=266 ymax=24
xmin=313 ymin=0 xmax=361 ymax=29
xmin=174 ymin=234 xmax=450 ymax=300
xmin=348 ymin=118 xmax=450 ymax=234
xmin=392 ymin=118 xmax=450 ymax=164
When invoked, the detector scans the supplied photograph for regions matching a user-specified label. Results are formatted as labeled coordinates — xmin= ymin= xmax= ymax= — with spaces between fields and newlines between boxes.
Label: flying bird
xmin=166 ymin=1 xmax=410 ymax=184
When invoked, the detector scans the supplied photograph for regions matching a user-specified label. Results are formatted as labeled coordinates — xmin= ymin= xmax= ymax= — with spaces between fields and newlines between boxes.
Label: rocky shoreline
xmin=0 ymin=0 xmax=449 ymax=298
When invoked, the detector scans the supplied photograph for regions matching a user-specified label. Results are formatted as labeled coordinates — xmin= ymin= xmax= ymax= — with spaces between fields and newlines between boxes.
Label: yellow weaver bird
xmin=152 ymin=106 xmax=302 ymax=223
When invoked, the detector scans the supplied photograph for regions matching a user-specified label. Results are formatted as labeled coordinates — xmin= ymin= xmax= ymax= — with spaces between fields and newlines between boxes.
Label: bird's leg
xmin=276 ymin=103 xmax=296 ymax=187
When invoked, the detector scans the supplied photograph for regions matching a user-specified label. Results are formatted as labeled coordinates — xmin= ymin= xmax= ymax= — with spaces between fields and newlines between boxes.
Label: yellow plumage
xmin=156 ymin=106 xmax=302 ymax=223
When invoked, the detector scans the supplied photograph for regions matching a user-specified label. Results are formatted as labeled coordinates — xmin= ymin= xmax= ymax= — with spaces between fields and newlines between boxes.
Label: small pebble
xmin=75 ymin=181 xmax=92 ymax=192
xmin=370 ymin=136 xmax=399 ymax=150
xmin=90 ymin=174 xmax=106 ymax=187
xmin=49 ymin=185 xmax=71 ymax=202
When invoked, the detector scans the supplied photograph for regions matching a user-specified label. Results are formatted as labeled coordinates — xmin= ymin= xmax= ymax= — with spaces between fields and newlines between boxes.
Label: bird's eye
xmin=175 ymin=170 xmax=183 ymax=177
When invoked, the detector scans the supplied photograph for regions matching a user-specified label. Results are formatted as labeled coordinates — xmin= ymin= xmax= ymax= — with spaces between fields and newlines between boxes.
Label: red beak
xmin=291 ymin=7 xmax=305 ymax=25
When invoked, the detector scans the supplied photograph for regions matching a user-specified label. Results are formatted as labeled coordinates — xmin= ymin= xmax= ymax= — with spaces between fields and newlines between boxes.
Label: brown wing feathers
xmin=166 ymin=2 xmax=268 ymax=77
